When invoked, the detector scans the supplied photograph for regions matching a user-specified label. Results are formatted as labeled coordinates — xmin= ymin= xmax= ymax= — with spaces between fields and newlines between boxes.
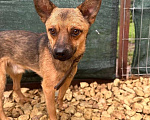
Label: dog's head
xmin=34 ymin=0 xmax=102 ymax=61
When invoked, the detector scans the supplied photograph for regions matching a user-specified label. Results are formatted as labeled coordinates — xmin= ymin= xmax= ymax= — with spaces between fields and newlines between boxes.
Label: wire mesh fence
xmin=118 ymin=0 xmax=150 ymax=78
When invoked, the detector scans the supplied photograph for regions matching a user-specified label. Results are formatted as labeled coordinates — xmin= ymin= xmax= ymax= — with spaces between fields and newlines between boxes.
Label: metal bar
xmin=122 ymin=73 xmax=150 ymax=76
xmin=123 ymin=38 xmax=149 ymax=40
xmin=118 ymin=0 xmax=125 ymax=78
xmin=118 ymin=0 xmax=131 ymax=79
xmin=123 ymin=0 xmax=131 ymax=78
xmin=125 ymin=8 xmax=150 ymax=10
xmin=137 ymin=0 xmax=144 ymax=75
xmin=145 ymin=25 xmax=150 ymax=74
xmin=131 ymin=67 xmax=150 ymax=69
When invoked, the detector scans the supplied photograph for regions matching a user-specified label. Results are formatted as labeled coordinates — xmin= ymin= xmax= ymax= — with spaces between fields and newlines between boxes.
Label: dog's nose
xmin=55 ymin=48 xmax=67 ymax=57
xmin=53 ymin=47 xmax=70 ymax=61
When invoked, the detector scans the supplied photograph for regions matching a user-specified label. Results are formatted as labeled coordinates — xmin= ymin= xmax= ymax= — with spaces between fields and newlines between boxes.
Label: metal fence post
xmin=118 ymin=0 xmax=131 ymax=79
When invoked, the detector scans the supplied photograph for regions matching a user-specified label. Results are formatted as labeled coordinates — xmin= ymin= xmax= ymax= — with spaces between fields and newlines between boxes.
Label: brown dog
xmin=0 ymin=0 xmax=102 ymax=119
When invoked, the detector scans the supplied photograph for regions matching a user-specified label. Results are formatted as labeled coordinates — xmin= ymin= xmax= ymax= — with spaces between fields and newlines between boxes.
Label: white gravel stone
xmin=113 ymin=79 xmax=120 ymax=86
xmin=80 ymin=82 xmax=89 ymax=88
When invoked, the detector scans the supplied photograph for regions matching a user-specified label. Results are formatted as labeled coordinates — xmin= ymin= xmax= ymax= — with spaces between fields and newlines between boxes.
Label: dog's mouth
xmin=53 ymin=46 xmax=76 ymax=61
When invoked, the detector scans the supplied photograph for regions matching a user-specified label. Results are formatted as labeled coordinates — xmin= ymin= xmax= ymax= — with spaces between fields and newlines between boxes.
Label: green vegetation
xmin=128 ymin=22 xmax=135 ymax=65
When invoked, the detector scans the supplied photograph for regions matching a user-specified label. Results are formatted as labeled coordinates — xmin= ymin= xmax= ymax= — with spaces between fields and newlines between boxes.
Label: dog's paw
xmin=57 ymin=99 xmax=68 ymax=110
xmin=58 ymin=103 xmax=68 ymax=110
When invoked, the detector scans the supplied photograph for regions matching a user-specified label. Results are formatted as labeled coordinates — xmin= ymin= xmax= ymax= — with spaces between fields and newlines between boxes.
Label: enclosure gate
xmin=118 ymin=0 xmax=150 ymax=78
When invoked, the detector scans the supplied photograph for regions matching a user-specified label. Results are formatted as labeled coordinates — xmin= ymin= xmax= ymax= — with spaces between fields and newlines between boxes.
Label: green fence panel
xmin=132 ymin=0 xmax=150 ymax=74
xmin=0 ymin=0 xmax=119 ymax=81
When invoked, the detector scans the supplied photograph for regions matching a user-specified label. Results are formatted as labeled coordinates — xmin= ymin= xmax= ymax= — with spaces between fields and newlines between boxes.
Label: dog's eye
xmin=71 ymin=29 xmax=82 ymax=37
xmin=49 ymin=28 xmax=57 ymax=36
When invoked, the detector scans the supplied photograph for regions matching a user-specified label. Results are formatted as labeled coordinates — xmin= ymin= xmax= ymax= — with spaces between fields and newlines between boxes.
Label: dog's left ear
xmin=77 ymin=0 xmax=102 ymax=25
xmin=33 ymin=0 xmax=56 ymax=23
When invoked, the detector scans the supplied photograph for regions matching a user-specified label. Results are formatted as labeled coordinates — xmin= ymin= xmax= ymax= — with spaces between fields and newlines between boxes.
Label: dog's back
xmin=0 ymin=30 xmax=43 ymax=69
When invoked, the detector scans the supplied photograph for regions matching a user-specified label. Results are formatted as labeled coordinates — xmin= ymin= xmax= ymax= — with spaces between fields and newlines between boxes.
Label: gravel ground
xmin=3 ymin=77 xmax=150 ymax=120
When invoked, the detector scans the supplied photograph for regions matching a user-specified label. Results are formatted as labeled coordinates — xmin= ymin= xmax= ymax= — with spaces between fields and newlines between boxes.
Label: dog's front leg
xmin=57 ymin=66 xmax=77 ymax=109
xmin=0 ymin=62 xmax=8 ymax=120
xmin=42 ymin=78 xmax=57 ymax=120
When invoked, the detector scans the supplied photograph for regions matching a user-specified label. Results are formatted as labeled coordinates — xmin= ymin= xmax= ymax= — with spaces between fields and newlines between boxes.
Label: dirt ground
xmin=3 ymin=77 xmax=150 ymax=120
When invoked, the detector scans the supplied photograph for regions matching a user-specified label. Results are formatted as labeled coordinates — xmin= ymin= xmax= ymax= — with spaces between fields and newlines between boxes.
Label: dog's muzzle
xmin=53 ymin=45 xmax=75 ymax=61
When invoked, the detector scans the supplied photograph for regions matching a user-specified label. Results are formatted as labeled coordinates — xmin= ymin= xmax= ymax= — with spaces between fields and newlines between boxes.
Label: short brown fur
xmin=0 ymin=0 xmax=102 ymax=119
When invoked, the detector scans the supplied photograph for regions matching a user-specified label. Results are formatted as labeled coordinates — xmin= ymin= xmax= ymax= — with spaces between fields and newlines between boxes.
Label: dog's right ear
xmin=77 ymin=0 xmax=102 ymax=25
xmin=33 ymin=0 xmax=56 ymax=23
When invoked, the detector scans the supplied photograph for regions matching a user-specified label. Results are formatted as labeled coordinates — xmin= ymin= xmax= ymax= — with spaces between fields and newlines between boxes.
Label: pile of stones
xmin=3 ymin=77 xmax=150 ymax=120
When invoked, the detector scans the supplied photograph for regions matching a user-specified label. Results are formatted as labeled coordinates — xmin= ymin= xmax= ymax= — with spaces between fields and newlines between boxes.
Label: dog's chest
xmin=53 ymin=59 xmax=72 ymax=72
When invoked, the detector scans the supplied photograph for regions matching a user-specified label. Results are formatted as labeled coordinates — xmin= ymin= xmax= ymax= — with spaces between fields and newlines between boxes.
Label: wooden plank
xmin=6 ymin=79 xmax=114 ymax=91
xmin=118 ymin=0 xmax=131 ymax=79
xmin=123 ymin=0 xmax=131 ymax=79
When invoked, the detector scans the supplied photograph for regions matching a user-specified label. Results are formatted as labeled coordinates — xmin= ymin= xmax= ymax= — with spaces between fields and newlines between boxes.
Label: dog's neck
xmin=53 ymin=58 xmax=73 ymax=72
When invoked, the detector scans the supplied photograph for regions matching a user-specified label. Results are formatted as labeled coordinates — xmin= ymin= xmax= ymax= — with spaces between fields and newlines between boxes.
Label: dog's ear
xmin=77 ymin=0 xmax=102 ymax=25
xmin=33 ymin=0 xmax=56 ymax=23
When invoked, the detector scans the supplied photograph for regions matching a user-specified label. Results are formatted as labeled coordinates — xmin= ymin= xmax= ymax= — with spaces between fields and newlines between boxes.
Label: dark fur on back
xmin=0 ymin=30 xmax=48 ymax=70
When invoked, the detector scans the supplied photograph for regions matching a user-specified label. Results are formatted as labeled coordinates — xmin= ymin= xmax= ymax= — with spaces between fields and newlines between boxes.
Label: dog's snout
xmin=54 ymin=47 xmax=68 ymax=57
xmin=53 ymin=46 xmax=73 ymax=61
